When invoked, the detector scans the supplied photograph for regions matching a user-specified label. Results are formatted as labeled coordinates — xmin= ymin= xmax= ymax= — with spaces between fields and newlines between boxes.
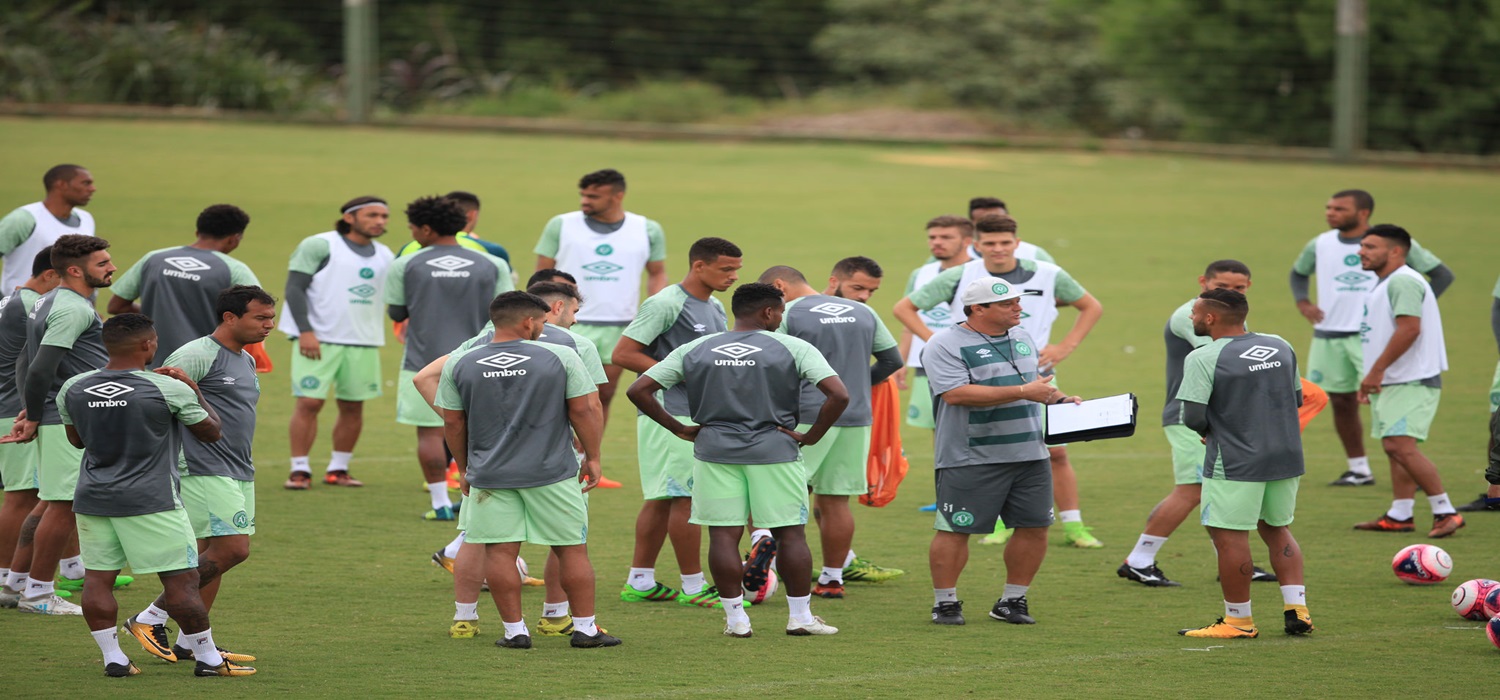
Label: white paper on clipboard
xmin=1046 ymin=393 xmax=1136 ymax=436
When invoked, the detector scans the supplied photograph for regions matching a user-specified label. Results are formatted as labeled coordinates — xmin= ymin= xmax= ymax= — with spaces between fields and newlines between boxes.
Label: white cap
xmin=961 ymin=276 xmax=1029 ymax=305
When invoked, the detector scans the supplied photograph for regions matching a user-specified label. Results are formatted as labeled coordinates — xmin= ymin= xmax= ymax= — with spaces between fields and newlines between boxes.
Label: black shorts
xmin=933 ymin=459 xmax=1053 ymax=533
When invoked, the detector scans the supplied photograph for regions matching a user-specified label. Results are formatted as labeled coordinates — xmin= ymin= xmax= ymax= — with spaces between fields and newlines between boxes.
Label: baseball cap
xmin=961 ymin=276 xmax=1035 ymax=305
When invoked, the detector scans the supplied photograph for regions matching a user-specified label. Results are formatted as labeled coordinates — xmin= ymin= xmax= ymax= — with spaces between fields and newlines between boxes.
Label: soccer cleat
xmin=449 ymin=620 xmax=479 ymax=639
xmin=570 ymin=629 xmax=623 ymax=648
xmin=124 ymin=615 xmax=176 ymax=662
xmin=105 ymin=661 xmax=142 ymax=677
xmin=1353 ymin=514 xmax=1415 ymax=532
xmin=424 ymin=506 xmax=456 ymax=521
xmin=1063 ymin=524 xmax=1104 ymax=549
xmin=1457 ymin=493 xmax=1500 ymax=512
xmin=1283 ymin=606 xmax=1314 ymax=635
xmin=1329 ymin=470 xmax=1376 ymax=486
xmin=786 ymin=616 xmax=839 ymax=636
xmin=283 ymin=471 xmax=312 ymax=490
xmin=1117 ymin=562 xmax=1182 ymax=587
xmin=742 ymin=537 xmax=777 ymax=592
xmin=620 ymin=582 xmax=680 ymax=603
xmin=918 ymin=503 xmax=937 ymax=512
xmin=1179 ymin=617 xmax=1258 ymax=638
xmin=445 ymin=460 xmax=462 ymax=490
xmin=843 ymin=557 xmax=904 ymax=582
xmin=193 ymin=660 xmax=257 ymax=677
xmin=931 ymin=600 xmax=965 ymax=625
xmin=980 ymin=529 xmax=1012 ymax=546
xmin=18 ymin=593 xmax=82 ymax=615
xmin=596 ymin=476 xmax=623 ymax=489
xmin=679 ymin=586 xmax=726 ymax=608
xmin=1250 ymin=566 xmax=1278 ymax=582
xmin=989 ymin=596 xmax=1035 ymax=624
xmin=431 ymin=550 xmax=455 ymax=574
xmin=537 ymin=616 xmax=572 ymax=636
xmin=724 ymin=619 xmax=753 ymax=638
xmin=1428 ymin=513 xmax=1466 ymax=538
xmin=172 ymin=644 xmax=256 ymax=663
xmin=813 ymin=582 xmax=845 ymax=599
xmin=324 ymin=470 xmax=363 ymax=487
xmin=0 ymin=588 xmax=20 ymax=608
xmin=59 ymin=574 xmax=134 ymax=592
xmin=495 ymin=634 xmax=532 ymax=649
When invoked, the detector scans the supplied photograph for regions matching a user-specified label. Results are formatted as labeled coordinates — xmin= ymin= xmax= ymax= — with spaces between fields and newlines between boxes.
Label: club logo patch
xmin=595 ymin=244 xmax=614 ymax=256
xmin=233 ymin=511 xmax=250 ymax=529
xmin=1343 ymin=254 xmax=1360 ymax=266
xmin=360 ymin=267 xmax=375 ymax=279
xmin=83 ymin=381 xmax=134 ymax=407
xmin=991 ymin=283 xmax=1009 ymax=295
xmin=951 ymin=511 xmax=975 ymax=527
xmin=476 ymin=352 xmax=531 ymax=377
xmin=426 ymin=255 xmax=475 ymax=277
xmin=1014 ymin=341 xmax=1032 ymax=356
xmin=710 ymin=342 xmax=762 ymax=366
xmin=300 ymin=376 xmax=320 ymax=390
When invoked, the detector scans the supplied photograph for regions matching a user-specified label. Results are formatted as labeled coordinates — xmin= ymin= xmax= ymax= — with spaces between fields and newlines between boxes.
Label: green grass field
xmin=1 ymin=117 xmax=1498 ymax=697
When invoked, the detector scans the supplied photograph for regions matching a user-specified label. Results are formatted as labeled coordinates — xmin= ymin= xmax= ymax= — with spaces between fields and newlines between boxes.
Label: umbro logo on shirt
xmin=1240 ymin=345 xmax=1283 ymax=372
xmin=163 ymin=256 xmax=212 ymax=280
xmin=711 ymin=342 xmax=762 ymax=366
xmin=692 ymin=323 xmax=706 ymax=332
xmin=580 ymin=261 xmax=624 ymax=277
xmin=426 ymin=255 xmax=475 ymax=278
xmin=1334 ymin=270 xmax=1371 ymax=290
xmin=809 ymin=302 xmax=858 ymax=325
xmin=83 ymin=381 xmax=134 ymax=407
xmin=476 ymin=352 xmax=530 ymax=377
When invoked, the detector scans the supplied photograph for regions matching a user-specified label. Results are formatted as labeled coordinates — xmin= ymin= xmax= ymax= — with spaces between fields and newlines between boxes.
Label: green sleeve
xmin=570 ymin=332 xmax=609 ymax=385
xmin=533 ymin=216 xmax=564 ymax=258
xmin=109 ymin=253 xmax=150 ymax=301
xmin=775 ymin=296 xmax=804 ymax=334
xmin=871 ymin=307 xmax=898 ymax=352
xmin=622 ymin=288 xmax=684 ymax=344
xmin=383 ymin=256 xmax=409 ymax=305
xmin=1291 ymin=238 xmax=1318 ymax=276
xmin=0 ymin=208 xmax=36 ymax=257
xmin=1054 ymin=267 xmax=1087 ymax=304
xmin=904 ymin=267 xmax=922 ymax=296
xmin=491 ymin=254 xmax=515 ymax=294
xmin=56 ymin=372 xmax=88 ymax=425
xmin=784 ymin=335 xmax=839 ymax=383
xmin=40 ymin=300 xmax=95 ymax=349
xmin=548 ymin=344 xmax=598 ymax=398
xmin=150 ymin=373 xmax=209 ymax=426
xmin=1406 ymin=240 xmax=1443 ymax=274
xmin=1032 ymin=245 xmax=1056 ymax=264
xmin=646 ymin=219 xmax=667 ymax=262
xmin=287 ymin=236 xmax=332 ymax=275
xmin=162 ymin=338 xmax=217 ymax=382
xmin=220 ymin=254 xmax=261 ymax=286
xmin=1169 ymin=302 xmax=1210 ymax=349
xmin=434 ymin=348 xmax=468 ymax=411
xmin=642 ymin=339 xmax=702 ymax=390
xmin=1387 ymin=275 xmax=1426 ymax=317
xmin=1176 ymin=344 xmax=1220 ymax=404
xmin=907 ymin=266 xmax=965 ymax=310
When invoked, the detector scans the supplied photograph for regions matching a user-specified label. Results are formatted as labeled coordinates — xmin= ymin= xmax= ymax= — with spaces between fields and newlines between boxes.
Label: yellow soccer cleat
xmin=1284 ymin=606 xmax=1314 ymax=635
xmin=123 ymin=615 xmax=176 ymax=662
xmin=450 ymin=620 xmax=480 ymax=639
xmin=1179 ymin=617 xmax=1258 ymax=639
xmin=431 ymin=550 xmax=455 ymax=575
xmin=537 ymin=615 xmax=609 ymax=637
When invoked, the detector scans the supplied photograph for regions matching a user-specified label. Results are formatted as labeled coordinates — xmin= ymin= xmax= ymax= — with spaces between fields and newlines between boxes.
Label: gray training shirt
xmin=622 ymin=285 xmax=728 ymax=416
xmin=778 ymin=294 xmax=899 ymax=427
xmin=26 ymin=287 xmax=108 ymax=425
xmin=386 ymin=245 xmax=513 ymax=371
xmin=110 ymin=246 xmax=260 ymax=367
xmin=0 ymin=288 xmax=39 ymax=417
xmin=1176 ymin=332 xmax=1305 ymax=482
xmin=166 ymin=336 xmax=261 ymax=481
xmin=921 ymin=325 xmax=1049 ymax=468
xmin=1162 ymin=298 xmax=1210 ymax=426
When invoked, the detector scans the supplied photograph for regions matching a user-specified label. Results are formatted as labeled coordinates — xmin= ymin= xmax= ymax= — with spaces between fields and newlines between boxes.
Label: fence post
xmin=344 ymin=0 xmax=378 ymax=123
xmin=1332 ymin=0 xmax=1368 ymax=160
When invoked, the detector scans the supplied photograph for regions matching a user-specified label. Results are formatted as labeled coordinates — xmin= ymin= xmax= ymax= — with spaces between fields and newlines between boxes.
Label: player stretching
xmin=0 ymin=164 xmax=95 ymax=294
xmin=124 ymin=286 xmax=274 ymax=665
xmin=629 ymin=282 xmax=849 ymax=638
xmin=613 ymin=238 xmax=741 ymax=607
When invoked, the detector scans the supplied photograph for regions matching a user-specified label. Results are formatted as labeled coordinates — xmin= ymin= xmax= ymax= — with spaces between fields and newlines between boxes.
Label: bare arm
xmin=413 ymin=356 xmax=448 ymax=412
xmin=155 ymin=367 xmax=222 ymax=443
xmin=625 ymin=375 xmax=692 ymax=438
xmin=893 ymin=297 xmax=933 ymax=341
xmin=612 ymin=335 xmax=657 ymax=374
xmin=106 ymin=295 xmax=139 ymax=315
xmin=1290 ymin=270 xmax=1324 ymax=324
xmin=781 ymin=376 xmax=849 ymax=447
xmin=894 ymin=329 xmax=913 ymax=390
xmin=645 ymin=260 xmax=669 ymax=296
xmin=1359 ymin=315 xmax=1422 ymax=399
xmin=1038 ymin=293 xmax=1103 ymax=369
xmin=535 ymin=255 xmax=557 ymax=274
xmin=65 ymin=424 xmax=84 ymax=449
xmin=567 ymin=394 xmax=604 ymax=492
xmin=443 ymin=409 xmax=469 ymax=480
xmin=943 ymin=374 xmax=1061 ymax=408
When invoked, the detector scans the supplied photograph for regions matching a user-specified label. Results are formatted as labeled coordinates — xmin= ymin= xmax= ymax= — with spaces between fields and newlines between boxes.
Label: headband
xmin=342 ymin=201 xmax=387 ymax=215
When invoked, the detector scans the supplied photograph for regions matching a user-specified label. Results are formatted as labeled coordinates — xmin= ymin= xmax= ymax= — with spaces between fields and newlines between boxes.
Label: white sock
xmin=1280 ymin=585 xmax=1306 ymax=606
xmin=1387 ymin=498 xmax=1416 ymax=521
xmin=91 ymin=628 xmax=130 ymax=666
xmin=443 ymin=533 xmax=465 ymax=559
xmin=786 ymin=594 xmax=814 ymax=624
xmin=627 ymin=567 xmax=655 ymax=592
xmin=428 ymin=482 xmax=453 ymax=510
xmin=681 ymin=572 xmax=705 ymax=595
xmin=1224 ymin=600 xmax=1252 ymax=620
xmin=5 ymin=570 xmax=26 ymax=592
xmin=934 ymin=588 xmax=958 ymax=605
xmin=502 ymin=619 xmax=528 ymax=639
xmin=25 ymin=577 xmax=54 ymax=598
xmin=1059 ymin=509 xmax=1082 ymax=524
xmin=843 ymin=549 xmax=857 ymax=568
xmin=572 ymin=615 xmax=598 ymax=636
xmin=454 ymin=601 xmax=478 ymax=621
xmin=183 ymin=629 xmax=224 ymax=667
xmin=1347 ymin=456 xmax=1371 ymax=476
xmin=818 ymin=566 xmax=843 ymax=585
xmin=290 ymin=456 xmax=311 ymax=474
xmin=722 ymin=595 xmax=749 ymax=623
xmin=1002 ymin=583 xmax=1028 ymax=601
xmin=750 ymin=529 xmax=773 ymax=545
xmin=1429 ymin=493 xmax=1456 ymax=515
xmin=1126 ymin=534 xmax=1168 ymax=569
xmin=137 ymin=603 xmax=170 ymax=626
xmin=328 ymin=451 xmax=353 ymax=473
xmin=542 ymin=601 xmax=569 ymax=618
xmin=60 ymin=556 xmax=85 ymax=580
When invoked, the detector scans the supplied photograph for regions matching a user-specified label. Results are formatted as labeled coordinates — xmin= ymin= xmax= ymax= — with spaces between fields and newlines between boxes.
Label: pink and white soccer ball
xmin=1483 ymin=586 xmax=1500 ymax=619
xmin=1487 ymin=617 xmax=1500 ymax=651
xmin=1391 ymin=544 xmax=1452 ymax=585
xmin=745 ymin=569 xmax=779 ymax=605
xmin=1451 ymin=579 xmax=1499 ymax=620
xmin=516 ymin=556 xmax=530 ymax=578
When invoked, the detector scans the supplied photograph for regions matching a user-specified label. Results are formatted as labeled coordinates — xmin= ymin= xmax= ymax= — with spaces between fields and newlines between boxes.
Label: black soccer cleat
xmin=931 ymin=600 xmax=965 ymax=625
xmin=989 ymin=596 xmax=1035 ymax=624
xmin=1457 ymin=493 xmax=1500 ymax=512
xmin=570 ymin=630 xmax=623 ymax=648
xmin=105 ymin=661 xmax=141 ymax=677
xmin=1328 ymin=470 xmax=1375 ymax=486
xmin=1117 ymin=562 xmax=1182 ymax=587
xmin=495 ymin=634 xmax=532 ymax=649
xmin=1250 ymin=566 xmax=1278 ymax=583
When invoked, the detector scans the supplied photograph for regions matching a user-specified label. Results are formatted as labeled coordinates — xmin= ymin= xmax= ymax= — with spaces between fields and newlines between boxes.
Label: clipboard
xmin=1044 ymin=393 xmax=1138 ymax=445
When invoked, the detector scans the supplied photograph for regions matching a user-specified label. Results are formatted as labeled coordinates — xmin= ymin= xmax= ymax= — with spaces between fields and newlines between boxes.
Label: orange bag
xmin=860 ymin=378 xmax=910 ymax=507
xmin=246 ymin=342 xmax=273 ymax=374
xmin=1298 ymin=377 xmax=1328 ymax=433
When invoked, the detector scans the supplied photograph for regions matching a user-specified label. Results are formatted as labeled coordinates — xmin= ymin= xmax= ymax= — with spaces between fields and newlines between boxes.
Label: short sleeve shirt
xmin=777 ymin=295 xmax=897 ymax=426
xmin=1162 ymin=298 xmax=1212 ymax=426
xmin=0 ymin=288 xmax=39 ymax=416
xmin=907 ymin=259 xmax=1086 ymax=310
xmin=110 ymin=246 xmax=261 ymax=366
xmin=621 ymin=285 xmax=727 ymax=415
xmin=165 ymin=336 xmax=261 ymax=481
xmin=922 ymin=325 xmax=1048 ymax=468
xmin=1386 ymin=274 xmax=1426 ymax=317
xmin=26 ymin=287 xmax=108 ymax=424
xmin=385 ymin=245 xmax=514 ymax=370
xmin=1176 ymin=333 xmax=1304 ymax=482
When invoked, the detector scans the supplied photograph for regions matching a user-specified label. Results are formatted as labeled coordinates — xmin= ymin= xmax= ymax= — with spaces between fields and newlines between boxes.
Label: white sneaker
xmin=786 ymin=615 xmax=838 ymax=636
xmin=0 ymin=587 xmax=21 ymax=608
xmin=723 ymin=618 xmax=753 ymax=638
xmin=18 ymin=593 xmax=83 ymax=615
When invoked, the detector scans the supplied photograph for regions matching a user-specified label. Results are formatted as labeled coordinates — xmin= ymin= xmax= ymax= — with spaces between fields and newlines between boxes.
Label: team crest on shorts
xmin=951 ymin=511 xmax=975 ymax=527
xmin=300 ymin=376 xmax=320 ymax=389
xmin=233 ymin=511 xmax=250 ymax=529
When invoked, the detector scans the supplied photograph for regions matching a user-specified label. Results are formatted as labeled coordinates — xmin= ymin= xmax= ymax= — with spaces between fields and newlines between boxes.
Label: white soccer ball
xmin=745 ymin=568 xmax=779 ymax=605
xmin=516 ymin=556 xmax=529 ymax=578
xmin=1391 ymin=544 xmax=1452 ymax=585
xmin=1452 ymin=579 xmax=1499 ymax=620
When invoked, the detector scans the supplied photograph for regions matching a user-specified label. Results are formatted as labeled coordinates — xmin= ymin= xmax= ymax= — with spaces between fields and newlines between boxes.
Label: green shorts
xmin=690 ymin=459 xmax=809 ymax=528
xmin=76 ymin=509 xmax=198 ymax=574
xmin=906 ymin=371 xmax=935 ymax=429
xmin=464 ymin=479 xmax=588 ymax=546
xmin=637 ymin=415 xmax=697 ymax=500
xmin=1164 ymin=424 xmax=1205 ymax=485
xmin=179 ymin=475 xmax=255 ymax=539
xmin=0 ymin=439 xmax=39 ymax=492
xmin=1200 ymin=476 xmax=1299 ymax=530
xmin=396 ymin=368 xmax=442 ymax=427
xmin=291 ymin=343 xmax=383 ymax=401
xmin=798 ymin=424 xmax=870 ymax=496
xmin=1369 ymin=382 xmax=1441 ymax=441
xmin=570 ymin=323 xmax=627 ymax=366
xmin=1306 ymin=335 xmax=1362 ymax=394
xmin=1489 ymin=361 xmax=1500 ymax=414
xmin=37 ymin=424 xmax=83 ymax=502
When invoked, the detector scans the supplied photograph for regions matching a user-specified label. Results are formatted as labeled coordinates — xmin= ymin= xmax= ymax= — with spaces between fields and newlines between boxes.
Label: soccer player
xmin=535 ymin=168 xmax=668 ymax=429
xmin=1458 ymin=274 xmax=1500 ymax=512
xmin=0 ymin=248 xmax=60 ymax=607
xmin=528 ymin=268 xmax=577 ymax=288
xmin=106 ymin=204 xmax=261 ymax=367
xmin=1351 ymin=225 xmax=1463 ymax=538
xmin=436 ymin=291 xmax=619 ymax=649
xmin=1289 ymin=190 xmax=1454 ymax=486
xmin=281 ymin=196 xmax=395 ymax=489
xmin=966 ymin=197 xmax=1055 ymax=263
xmin=628 ymin=282 xmax=850 ymax=638
xmin=1176 ymin=289 xmax=1312 ymax=639
xmin=757 ymin=266 xmax=904 ymax=599
xmin=396 ymin=191 xmax=512 ymax=263
xmin=924 ymin=277 xmax=1077 ymax=626
xmin=824 ymin=256 xmax=883 ymax=304
xmin=387 ymin=196 xmax=513 ymax=519
xmin=895 ymin=214 xmax=1106 ymax=548
xmin=123 ymin=286 xmax=273 ymax=665
xmin=0 ymin=164 xmax=95 ymax=294
xmin=8 ymin=235 xmax=113 ymax=615
xmin=47 ymin=313 xmax=253 ymax=676
xmin=901 ymin=216 xmax=973 ymax=423
xmin=612 ymin=237 xmax=740 ymax=607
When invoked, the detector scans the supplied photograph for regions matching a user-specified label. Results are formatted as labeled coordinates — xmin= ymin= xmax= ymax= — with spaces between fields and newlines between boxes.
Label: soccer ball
xmin=1452 ymin=579 xmax=1499 ymax=620
xmin=743 ymin=568 xmax=779 ymax=605
xmin=1488 ymin=617 xmax=1500 ymax=650
xmin=1484 ymin=587 xmax=1500 ymax=619
xmin=516 ymin=556 xmax=529 ymax=578
xmin=1391 ymin=544 xmax=1452 ymax=585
